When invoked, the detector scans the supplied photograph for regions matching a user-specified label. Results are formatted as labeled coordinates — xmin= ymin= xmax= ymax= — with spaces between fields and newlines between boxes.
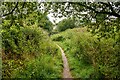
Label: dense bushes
xmin=1 ymin=20 xmax=62 ymax=78
xmin=94 ymin=38 xmax=120 ymax=78
xmin=2 ymin=23 xmax=45 ymax=56
xmin=1 ymin=4 xmax=62 ymax=78
xmin=51 ymin=27 xmax=120 ymax=79
xmin=11 ymin=54 xmax=62 ymax=78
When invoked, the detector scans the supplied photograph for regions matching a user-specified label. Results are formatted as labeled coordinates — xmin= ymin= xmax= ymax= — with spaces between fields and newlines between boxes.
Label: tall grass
xmin=51 ymin=27 xmax=120 ymax=79
xmin=2 ymin=24 xmax=63 ymax=78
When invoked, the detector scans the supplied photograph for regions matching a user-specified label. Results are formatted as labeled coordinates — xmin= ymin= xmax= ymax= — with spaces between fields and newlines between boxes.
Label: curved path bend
xmin=56 ymin=44 xmax=73 ymax=79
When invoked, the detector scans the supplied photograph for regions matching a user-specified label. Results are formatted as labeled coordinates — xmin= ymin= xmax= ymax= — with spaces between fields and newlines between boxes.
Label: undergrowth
xmin=51 ymin=27 xmax=120 ymax=79
xmin=1 ymin=22 xmax=62 ymax=78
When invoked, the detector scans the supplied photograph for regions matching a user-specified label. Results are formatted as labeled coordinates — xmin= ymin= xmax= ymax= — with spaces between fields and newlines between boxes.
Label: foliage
xmin=51 ymin=27 xmax=120 ymax=79
xmin=1 ymin=2 xmax=62 ymax=79
xmin=1 ymin=2 xmax=53 ymax=33
xmin=56 ymin=18 xmax=76 ymax=32
xmin=38 ymin=13 xmax=53 ymax=33
xmin=1 ymin=2 xmax=120 ymax=41
xmin=41 ymin=2 xmax=120 ymax=43
xmin=8 ymin=53 xmax=62 ymax=78
xmin=1 ymin=1 xmax=120 ymax=79
xmin=2 ymin=22 xmax=63 ymax=78
xmin=2 ymin=50 xmax=62 ymax=78
xmin=2 ymin=21 xmax=43 ymax=55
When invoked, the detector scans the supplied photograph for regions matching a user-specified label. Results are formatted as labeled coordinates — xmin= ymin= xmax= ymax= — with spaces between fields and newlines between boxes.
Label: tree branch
xmin=22 ymin=0 xmax=26 ymax=8
xmin=2 ymin=2 xmax=18 ymax=17
xmin=78 ymin=3 xmax=120 ymax=18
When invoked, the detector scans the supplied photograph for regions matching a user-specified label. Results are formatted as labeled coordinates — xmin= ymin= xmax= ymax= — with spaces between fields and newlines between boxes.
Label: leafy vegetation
xmin=38 ymin=14 xmax=53 ymax=33
xmin=1 ymin=20 xmax=62 ymax=78
xmin=56 ymin=18 xmax=76 ymax=32
xmin=46 ymin=2 xmax=120 ymax=43
xmin=1 ymin=2 xmax=62 ymax=78
xmin=51 ymin=27 xmax=120 ymax=79
xmin=1 ymin=1 xmax=120 ymax=79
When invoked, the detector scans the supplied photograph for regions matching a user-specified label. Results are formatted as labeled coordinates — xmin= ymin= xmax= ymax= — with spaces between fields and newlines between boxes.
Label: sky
xmin=47 ymin=13 xmax=66 ymax=25
xmin=39 ymin=0 xmax=117 ymax=25
xmin=47 ymin=13 xmax=66 ymax=30
xmin=37 ymin=2 xmax=67 ymax=25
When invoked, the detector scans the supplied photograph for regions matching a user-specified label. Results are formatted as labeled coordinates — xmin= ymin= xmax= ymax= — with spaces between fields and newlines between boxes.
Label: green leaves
xmin=38 ymin=14 xmax=53 ymax=32
xmin=56 ymin=18 xmax=76 ymax=32
xmin=52 ymin=27 xmax=120 ymax=78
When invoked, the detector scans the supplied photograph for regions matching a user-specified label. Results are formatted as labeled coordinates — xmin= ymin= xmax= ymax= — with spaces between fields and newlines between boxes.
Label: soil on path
xmin=56 ymin=44 xmax=73 ymax=79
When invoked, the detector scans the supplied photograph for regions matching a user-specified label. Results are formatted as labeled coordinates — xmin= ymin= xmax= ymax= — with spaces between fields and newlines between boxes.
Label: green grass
xmin=57 ymin=42 xmax=95 ymax=79
xmin=51 ymin=28 xmax=95 ymax=78
xmin=66 ymin=48 xmax=94 ymax=78
xmin=2 ymin=25 xmax=63 ymax=78
xmin=2 ymin=46 xmax=63 ymax=78
xmin=51 ymin=27 xmax=120 ymax=79
xmin=11 ymin=54 xmax=62 ymax=78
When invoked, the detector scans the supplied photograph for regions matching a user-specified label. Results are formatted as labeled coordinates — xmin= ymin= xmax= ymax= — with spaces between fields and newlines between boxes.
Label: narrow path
xmin=56 ymin=44 xmax=73 ymax=79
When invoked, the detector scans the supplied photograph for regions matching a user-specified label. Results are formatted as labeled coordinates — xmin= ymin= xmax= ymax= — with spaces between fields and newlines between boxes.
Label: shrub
xmin=11 ymin=54 xmax=62 ymax=78
xmin=51 ymin=27 xmax=120 ymax=79
xmin=1 ymin=23 xmax=47 ymax=56
xmin=2 ymin=22 xmax=63 ymax=78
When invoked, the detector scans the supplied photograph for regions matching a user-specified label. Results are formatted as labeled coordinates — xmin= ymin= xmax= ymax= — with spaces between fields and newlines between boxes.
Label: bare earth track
xmin=56 ymin=44 xmax=73 ymax=79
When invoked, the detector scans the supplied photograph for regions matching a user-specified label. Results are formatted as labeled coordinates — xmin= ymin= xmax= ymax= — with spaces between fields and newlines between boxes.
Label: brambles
xmin=51 ymin=27 xmax=120 ymax=79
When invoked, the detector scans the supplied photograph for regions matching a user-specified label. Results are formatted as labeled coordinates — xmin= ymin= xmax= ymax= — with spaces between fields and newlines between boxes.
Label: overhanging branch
xmin=78 ymin=3 xmax=120 ymax=18
xmin=2 ymin=2 xmax=18 ymax=17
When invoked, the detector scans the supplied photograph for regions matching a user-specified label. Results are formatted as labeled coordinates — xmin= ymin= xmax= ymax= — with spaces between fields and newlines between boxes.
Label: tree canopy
xmin=1 ymin=1 xmax=120 ymax=42
xmin=56 ymin=18 xmax=76 ymax=32
xmin=45 ymin=2 xmax=120 ymax=43
xmin=1 ymin=1 xmax=120 ymax=79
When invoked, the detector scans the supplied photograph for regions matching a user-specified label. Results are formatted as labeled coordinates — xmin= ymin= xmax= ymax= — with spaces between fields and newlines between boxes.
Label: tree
xmin=37 ymin=2 xmax=120 ymax=43
xmin=1 ymin=2 xmax=120 ymax=41
xmin=1 ymin=2 xmax=53 ymax=33
xmin=1 ymin=2 xmax=38 ymax=27
xmin=56 ymin=18 xmax=76 ymax=32
xmin=38 ymin=13 xmax=53 ymax=33
xmin=0 ymin=2 xmax=54 ymax=55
